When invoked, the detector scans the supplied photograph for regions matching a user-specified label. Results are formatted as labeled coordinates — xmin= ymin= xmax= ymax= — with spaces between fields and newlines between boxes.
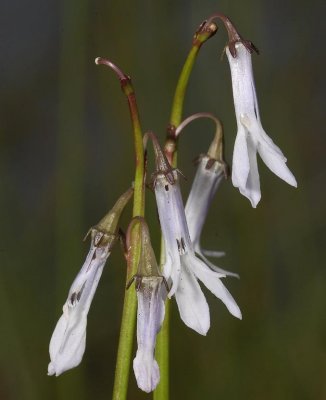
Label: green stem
xmin=154 ymin=19 xmax=218 ymax=400
xmin=96 ymin=59 xmax=145 ymax=400
xmin=113 ymin=76 xmax=145 ymax=400
xmin=165 ymin=20 xmax=218 ymax=163
xmin=114 ymin=81 xmax=145 ymax=400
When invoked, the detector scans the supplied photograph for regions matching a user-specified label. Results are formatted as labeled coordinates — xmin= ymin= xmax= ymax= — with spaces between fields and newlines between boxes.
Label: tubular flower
xmin=48 ymin=188 xmax=133 ymax=376
xmin=148 ymin=133 xmax=241 ymax=335
xmin=226 ymin=42 xmax=297 ymax=207
xmin=185 ymin=119 xmax=238 ymax=278
xmin=126 ymin=218 xmax=167 ymax=393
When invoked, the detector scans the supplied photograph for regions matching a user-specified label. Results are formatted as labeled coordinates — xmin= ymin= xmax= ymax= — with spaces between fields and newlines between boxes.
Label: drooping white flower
xmin=182 ymin=117 xmax=239 ymax=278
xmin=126 ymin=217 xmax=166 ymax=393
xmin=226 ymin=42 xmax=297 ymax=207
xmin=133 ymin=277 xmax=165 ymax=392
xmin=148 ymin=134 xmax=241 ymax=335
xmin=48 ymin=188 xmax=133 ymax=376
xmin=185 ymin=154 xmax=238 ymax=278
xmin=48 ymin=230 xmax=112 ymax=376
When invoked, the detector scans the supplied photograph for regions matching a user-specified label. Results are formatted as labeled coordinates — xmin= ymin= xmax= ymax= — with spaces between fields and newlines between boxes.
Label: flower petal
xmin=185 ymin=156 xmax=224 ymax=248
xmin=133 ymin=277 xmax=165 ymax=392
xmin=155 ymin=173 xmax=194 ymax=296
xmin=48 ymin=245 xmax=108 ymax=376
xmin=202 ymin=249 xmax=226 ymax=258
xmin=243 ymin=134 xmax=261 ymax=208
xmin=258 ymin=141 xmax=297 ymax=187
xmin=232 ymin=126 xmax=250 ymax=191
xmin=175 ymin=255 xmax=210 ymax=335
xmin=48 ymin=310 xmax=87 ymax=376
xmin=196 ymin=250 xmax=239 ymax=279
xmin=189 ymin=257 xmax=242 ymax=320
xmin=133 ymin=352 xmax=160 ymax=393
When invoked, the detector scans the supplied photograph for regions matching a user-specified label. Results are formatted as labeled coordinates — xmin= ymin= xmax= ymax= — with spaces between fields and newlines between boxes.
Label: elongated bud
xmin=126 ymin=217 xmax=166 ymax=392
xmin=48 ymin=188 xmax=133 ymax=376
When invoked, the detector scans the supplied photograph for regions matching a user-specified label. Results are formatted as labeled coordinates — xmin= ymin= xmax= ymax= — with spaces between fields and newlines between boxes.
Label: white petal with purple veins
xmin=48 ymin=241 xmax=110 ymax=376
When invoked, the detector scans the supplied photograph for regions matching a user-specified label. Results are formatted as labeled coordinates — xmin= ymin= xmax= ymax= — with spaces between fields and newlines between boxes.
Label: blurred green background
xmin=1 ymin=0 xmax=325 ymax=399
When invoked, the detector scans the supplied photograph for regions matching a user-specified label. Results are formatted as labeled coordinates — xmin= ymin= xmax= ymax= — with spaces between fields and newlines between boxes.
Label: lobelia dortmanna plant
xmin=48 ymin=13 xmax=297 ymax=399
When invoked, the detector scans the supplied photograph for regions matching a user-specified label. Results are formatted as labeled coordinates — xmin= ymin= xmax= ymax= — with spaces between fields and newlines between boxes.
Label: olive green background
xmin=0 ymin=0 xmax=325 ymax=399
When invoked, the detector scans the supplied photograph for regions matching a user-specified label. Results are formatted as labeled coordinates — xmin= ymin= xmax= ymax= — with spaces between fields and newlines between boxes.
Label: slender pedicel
xmin=165 ymin=19 xmax=218 ymax=164
xmin=96 ymin=57 xmax=146 ymax=400
xmin=206 ymin=13 xmax=259 ymax=57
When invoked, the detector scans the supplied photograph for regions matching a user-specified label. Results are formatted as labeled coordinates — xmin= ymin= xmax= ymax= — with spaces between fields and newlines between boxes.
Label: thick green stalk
xmin=154 ymin=20 xmax=218 ymax=400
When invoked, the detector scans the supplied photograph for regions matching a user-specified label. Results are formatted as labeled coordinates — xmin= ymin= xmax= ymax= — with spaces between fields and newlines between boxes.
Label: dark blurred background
xmin=0 ymin=0 xmax=325 ymax=399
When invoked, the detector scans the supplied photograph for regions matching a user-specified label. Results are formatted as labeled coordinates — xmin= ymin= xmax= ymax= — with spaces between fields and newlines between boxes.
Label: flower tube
xmin=48 ymin=188 xmax=133 ymax=376
xmin=126 ymin=218 xmax=167 ymax=392
xmin=226 ymin=41 xmax=297 ymax=207
xmin=147 ymin=133 xmax=241 ymax=335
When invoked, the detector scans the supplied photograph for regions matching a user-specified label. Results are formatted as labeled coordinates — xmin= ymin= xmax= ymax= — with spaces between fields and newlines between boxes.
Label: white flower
xmin=127 ymin=217 xmax=167 ymax=392
xmin=185 ymin=155 xmax=239 ymax=278
xmin=147 ymin=133 xmax=241 ymax=335
xmin=154 ymin=170 xmax=241 ymax=335
xmin=133 ymin=277 xmax=165 ymax=393
xmin=48 ymin=188 xmax=133 ymax=376
xmin=226 ymin=42 xmax=297 ymax=207
xmin=48 ymin=230 xmax=112 ymax=376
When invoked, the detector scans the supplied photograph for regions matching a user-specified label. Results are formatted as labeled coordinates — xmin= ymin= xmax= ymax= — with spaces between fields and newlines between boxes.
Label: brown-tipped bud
xmin=207 ymin=118 xmax=224 ymax=162
xmin=206 ymin=118 xmax=229 ymax=178
xmin=136 ymin=218 xmax=161 ymax=278
xmin=206 ymin=13 xmax=259 ymax=58
xmin=144 ymin=132 xmax=176 ymax=186
xmin=193 ymin=20 xmax=218 ymax=46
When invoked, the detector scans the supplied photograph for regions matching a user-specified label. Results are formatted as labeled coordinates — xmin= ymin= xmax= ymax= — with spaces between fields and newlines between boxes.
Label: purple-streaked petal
xmin=48 ymin=244 xmax=109 ymax=376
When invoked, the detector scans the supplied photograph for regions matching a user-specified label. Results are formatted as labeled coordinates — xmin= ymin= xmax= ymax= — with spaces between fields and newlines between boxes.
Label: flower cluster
xmin=48 ymin=12 xmax=297 ymax=395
